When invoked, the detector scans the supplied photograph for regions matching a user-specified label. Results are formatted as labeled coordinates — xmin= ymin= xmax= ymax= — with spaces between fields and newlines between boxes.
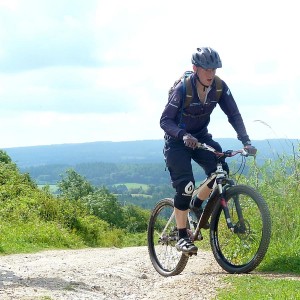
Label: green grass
xmin=0 ymin=221 xmax=84 ymax=253
xmin=0 ymin=219 xmax=146 ymax=255
xmin=121 ymin=232 xmax=147 ymax=247
xmin=213 ymin=155 xmax=300 ymax=299
xmin=216 ymin=275 xmax=300 ymax=300
xmin=256 ymin=186 xmax=300 ymax=274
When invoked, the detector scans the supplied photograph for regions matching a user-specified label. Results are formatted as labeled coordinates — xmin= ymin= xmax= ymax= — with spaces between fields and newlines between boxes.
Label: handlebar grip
xmin=244 ymin=147 xmax=257 ymax=157
xmin=241 ymin=149 xmax=249 ymax=156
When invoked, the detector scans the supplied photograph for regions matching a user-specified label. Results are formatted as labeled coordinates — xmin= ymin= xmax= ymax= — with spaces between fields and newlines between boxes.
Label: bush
xmin=0 ymin=151 xmax=130 ymax=253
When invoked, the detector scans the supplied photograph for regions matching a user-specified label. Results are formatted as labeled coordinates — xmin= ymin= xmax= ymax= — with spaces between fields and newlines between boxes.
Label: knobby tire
xmin=210 ymin=185 xmax=271 ymax=273
xmin=147 ymin=198 xmax=189 ymax=276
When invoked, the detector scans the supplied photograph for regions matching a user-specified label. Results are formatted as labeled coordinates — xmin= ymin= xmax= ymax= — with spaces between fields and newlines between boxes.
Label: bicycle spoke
xmin=220 ymin=194 xmax=262 ymax=263
xmin=147 ymin=198 xmax=190 ymax=276
xmin=210 ymin=185 xmax=271 ymax=273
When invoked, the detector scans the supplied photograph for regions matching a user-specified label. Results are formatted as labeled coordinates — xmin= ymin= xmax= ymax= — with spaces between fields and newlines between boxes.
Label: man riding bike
xmin=160 ymin=47 xmax=256 ymax=254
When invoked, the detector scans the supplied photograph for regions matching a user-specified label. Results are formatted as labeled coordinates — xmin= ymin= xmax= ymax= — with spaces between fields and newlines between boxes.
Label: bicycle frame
xmin=157 ymin=143 xmax=250 ymax=246
xmin=189 ymin=143 xmax=249 ymax=241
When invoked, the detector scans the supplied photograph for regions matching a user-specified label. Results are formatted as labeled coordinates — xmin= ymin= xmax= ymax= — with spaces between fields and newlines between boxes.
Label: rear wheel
xmin=147 ymin=198 xmax=189 ymax=276
xmin=210 ymin=185 xmax=271 ymax=273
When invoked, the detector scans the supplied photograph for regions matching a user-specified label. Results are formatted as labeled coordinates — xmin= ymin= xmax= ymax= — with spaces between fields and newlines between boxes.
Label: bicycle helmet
xmin=191 ymin=47 xmax=222 ymax=69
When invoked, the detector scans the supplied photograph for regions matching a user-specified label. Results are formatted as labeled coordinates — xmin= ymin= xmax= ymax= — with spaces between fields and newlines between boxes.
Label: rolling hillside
xmin=4 ymin=138 xmax=299 ymax=168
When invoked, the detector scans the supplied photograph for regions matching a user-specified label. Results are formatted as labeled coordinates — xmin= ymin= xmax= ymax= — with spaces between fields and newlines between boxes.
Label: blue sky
xmin=0 ymin=0 xmax=299 ymax=148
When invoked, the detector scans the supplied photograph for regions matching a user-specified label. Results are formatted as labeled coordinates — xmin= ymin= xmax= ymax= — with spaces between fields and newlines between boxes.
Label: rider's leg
xmin=192 ymin=174 xmax=217 ymax=206
xmin=173 ymin=180 xmax=194 ymax=236
xmin=195 ymin=185 xmax=212 ymax=202
xmin=191 ymin=134 xmax=223 ymax=210
xmin=164 ymin=141 xmax=198 ymax=253
xmin=189 ymin=175 xmax=216 ymax=228
xmin=174 ymin=209 xmax=188 ymax=229
xmin=173 ymin=181 xmax=198 ymax=253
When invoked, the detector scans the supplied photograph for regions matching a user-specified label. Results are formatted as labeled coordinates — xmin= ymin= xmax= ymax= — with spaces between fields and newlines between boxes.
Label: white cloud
xmin=0 ymin=0 xmax=18 ymax=11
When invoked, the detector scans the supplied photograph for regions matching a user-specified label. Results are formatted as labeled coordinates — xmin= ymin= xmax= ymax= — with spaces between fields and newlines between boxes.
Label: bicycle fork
xmin=218 ymin=179 xmax=247 ymax=233
xmin=217 ymin=180 xmax=235 ymax=232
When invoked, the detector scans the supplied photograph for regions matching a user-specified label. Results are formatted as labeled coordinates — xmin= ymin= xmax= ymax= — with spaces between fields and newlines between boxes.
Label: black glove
xmin=244 ymin=143 xmax=257 ymax=156
xmin=183 ymin=133 xmax=198 ymax=149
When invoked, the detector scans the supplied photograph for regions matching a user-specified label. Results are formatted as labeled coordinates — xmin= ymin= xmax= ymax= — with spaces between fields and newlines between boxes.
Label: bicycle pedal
xmin=202 ymin=223 xmax=210 ymax=230
xmin=194 ymin=233 xmax=203 ymax=241
xmin=182 ymin=250 xmax=198 ymax=257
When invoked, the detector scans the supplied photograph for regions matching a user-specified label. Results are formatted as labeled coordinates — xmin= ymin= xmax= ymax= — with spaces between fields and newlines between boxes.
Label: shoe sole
xmin=175 ymin=246 xmax=198 ymax=255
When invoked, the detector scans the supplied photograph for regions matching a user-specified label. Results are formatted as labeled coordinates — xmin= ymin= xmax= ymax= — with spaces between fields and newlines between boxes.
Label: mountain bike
xmin=147 ymin=143 xmax=271 ymax=277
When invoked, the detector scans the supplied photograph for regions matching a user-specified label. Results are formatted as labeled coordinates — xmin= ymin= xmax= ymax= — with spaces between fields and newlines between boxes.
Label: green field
xmin=114 ymin=183 xmax=149 ymax=189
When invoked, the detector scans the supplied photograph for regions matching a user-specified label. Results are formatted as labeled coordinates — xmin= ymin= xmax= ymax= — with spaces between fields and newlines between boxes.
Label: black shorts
xmin=164 ymin=135 xmax=222 ymax=188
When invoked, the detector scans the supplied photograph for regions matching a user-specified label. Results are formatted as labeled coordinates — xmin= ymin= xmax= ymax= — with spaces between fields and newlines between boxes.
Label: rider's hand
xmin=244 ymin=144 xmax=257 ymax=156
xmin=183 ymin=133 xmax=198 ymax=149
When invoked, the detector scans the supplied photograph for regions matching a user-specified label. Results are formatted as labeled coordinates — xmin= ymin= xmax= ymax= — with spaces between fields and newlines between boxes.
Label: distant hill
xmin=3 ymin=138 xmax=299 ymax=168
xmin=4 ymin=140 xmax=164 ymax=167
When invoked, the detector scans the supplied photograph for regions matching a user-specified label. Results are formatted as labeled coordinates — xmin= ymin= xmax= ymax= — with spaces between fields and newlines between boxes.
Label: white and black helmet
xmin=191 ymin=47 xmax=222 ymax=69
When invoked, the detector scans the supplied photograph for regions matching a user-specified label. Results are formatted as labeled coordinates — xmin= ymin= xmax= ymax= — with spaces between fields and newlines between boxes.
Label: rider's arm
xmin=218 ymin=81 xmax=251 ymax=145
xmin=160 ymin=85 xmax=187 ymax=139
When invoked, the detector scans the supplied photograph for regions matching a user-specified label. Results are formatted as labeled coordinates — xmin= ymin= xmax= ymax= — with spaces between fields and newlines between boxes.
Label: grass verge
xmin=216 ymin=275 xmax=300 ymax=300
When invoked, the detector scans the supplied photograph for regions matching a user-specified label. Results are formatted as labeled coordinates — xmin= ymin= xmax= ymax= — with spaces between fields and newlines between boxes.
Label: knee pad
xmin=174 ymin=180 xmax=194 ymax=211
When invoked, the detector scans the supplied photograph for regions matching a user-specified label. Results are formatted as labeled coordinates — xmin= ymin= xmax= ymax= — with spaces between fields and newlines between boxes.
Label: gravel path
xmin=0 ymin=246 xmax=227 ymax=300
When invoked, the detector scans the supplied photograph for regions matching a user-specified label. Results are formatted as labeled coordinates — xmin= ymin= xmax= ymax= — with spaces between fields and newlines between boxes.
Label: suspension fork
xmin=217 ymin=178 xmax=235 ymax=231
xmin=219 ymin=180 xmax=247 ymax=233
xmin=232 ymin=194 xmax=247 ymax=233
xmin=233 ymin=194 xmax=245 ymax=221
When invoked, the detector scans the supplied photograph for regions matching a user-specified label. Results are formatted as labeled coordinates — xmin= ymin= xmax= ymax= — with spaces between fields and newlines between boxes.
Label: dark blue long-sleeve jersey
xmin=160 ymin=73 xmax=250 ymax=144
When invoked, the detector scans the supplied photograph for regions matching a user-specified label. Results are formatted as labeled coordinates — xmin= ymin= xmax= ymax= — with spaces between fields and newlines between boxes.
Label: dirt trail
xmin=0 ymin=246 xmax=228 ymax=300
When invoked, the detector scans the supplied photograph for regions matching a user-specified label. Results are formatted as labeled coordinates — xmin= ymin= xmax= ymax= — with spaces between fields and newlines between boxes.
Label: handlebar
xmin=197 ymin=143 xmax=254 ymax=158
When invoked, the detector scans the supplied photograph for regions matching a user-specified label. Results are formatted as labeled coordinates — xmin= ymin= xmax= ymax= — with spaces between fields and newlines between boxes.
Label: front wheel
xmin=147 ymin=198 xmax=189 ymax=276
xmin=210 ymin=185 xmax=271 ymax=273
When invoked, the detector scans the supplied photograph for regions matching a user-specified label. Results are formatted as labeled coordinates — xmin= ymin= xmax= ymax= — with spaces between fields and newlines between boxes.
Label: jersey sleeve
xmin=218 ymin=81 xmax=250 ymax=144
xmin=160 ymin=84 xmax=186 ymax=139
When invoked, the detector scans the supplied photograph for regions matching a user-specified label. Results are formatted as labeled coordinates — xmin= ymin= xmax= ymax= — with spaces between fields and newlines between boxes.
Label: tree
xmin=122 ymin=204 xmax=149 ymax=232
xmin=57 ymin=169 xmax=94 ymax=201
xmin=81 ymin=187 xmax=124 ymax=228
xmin=0 ymin=150 xmax=12 ymax=164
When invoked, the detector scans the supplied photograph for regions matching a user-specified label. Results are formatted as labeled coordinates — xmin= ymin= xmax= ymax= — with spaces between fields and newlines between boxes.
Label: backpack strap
xmin=214 ymin=75 xmax=223 ymax=101
xmin=184 ymin=74 xmax=222 ymax=108
xmin=178 ymin=71 xmax=193 ymax=129
xmin=183 ymin=75 xmax=193 ymax=108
